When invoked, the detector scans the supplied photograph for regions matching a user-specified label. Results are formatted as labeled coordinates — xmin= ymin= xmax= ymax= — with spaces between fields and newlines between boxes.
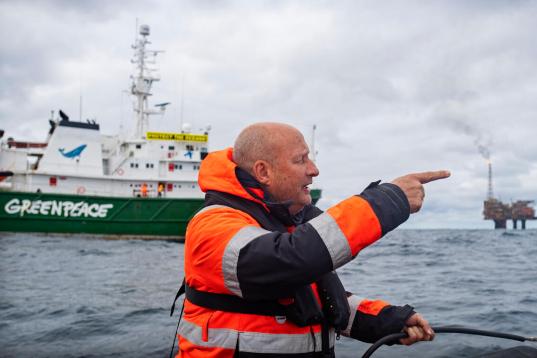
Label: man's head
xmin=233 ymin=122 xmax=319 ymax=214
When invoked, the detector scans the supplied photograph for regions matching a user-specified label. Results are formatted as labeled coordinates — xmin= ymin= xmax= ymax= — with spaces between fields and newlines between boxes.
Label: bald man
xmin=174 ymin=123 xmax=449 ymax=357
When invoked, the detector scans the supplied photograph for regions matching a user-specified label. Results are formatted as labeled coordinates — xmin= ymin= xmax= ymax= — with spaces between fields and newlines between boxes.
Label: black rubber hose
xmin=361 ymin=326 xmax=531 ymax=358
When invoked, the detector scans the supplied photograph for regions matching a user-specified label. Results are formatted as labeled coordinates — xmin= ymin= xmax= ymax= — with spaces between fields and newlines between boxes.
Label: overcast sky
xmin=1 ymin=0 xmax=536 ymax=229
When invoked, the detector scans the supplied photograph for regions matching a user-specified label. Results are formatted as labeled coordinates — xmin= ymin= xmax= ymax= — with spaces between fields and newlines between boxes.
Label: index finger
xmin=413 ymin=170 xmax=451 ymax=184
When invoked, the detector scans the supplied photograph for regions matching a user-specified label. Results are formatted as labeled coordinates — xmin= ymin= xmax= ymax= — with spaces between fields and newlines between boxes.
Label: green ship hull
xmin=0 ymin=189 xmax=322 ymax=239
xmin=0 ymin=191 xmax=204 ymax=239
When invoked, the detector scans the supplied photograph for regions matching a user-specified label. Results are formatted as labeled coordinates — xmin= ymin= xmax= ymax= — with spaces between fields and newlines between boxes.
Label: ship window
xmin=179 ymin=165 xmax=182 ymax=170
xmin=186 ymin=145 xmax=194 ymax=151
xmin=130 ymin=163 xmax=134 ymax=168
xmin=135 ymin=163 xmax=139 ymax=168
xmin=136 ymin=144 xmax=142 ymax=149
xmin=168 ymin=145 xmax=175 ymax=150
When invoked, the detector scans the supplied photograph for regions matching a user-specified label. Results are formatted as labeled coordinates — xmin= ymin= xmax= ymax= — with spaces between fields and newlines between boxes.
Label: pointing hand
xmin=391 ymin=170 xmax=450 ymax=213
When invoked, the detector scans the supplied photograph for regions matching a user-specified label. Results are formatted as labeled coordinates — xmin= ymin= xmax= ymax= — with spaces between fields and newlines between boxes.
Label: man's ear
xmin=251 ymin=160 xmax=272 ymax=185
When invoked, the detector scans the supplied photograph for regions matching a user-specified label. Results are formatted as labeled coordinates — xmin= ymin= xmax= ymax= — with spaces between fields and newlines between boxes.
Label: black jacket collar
xmin=234 ymin=167 xmax=308 ymax=226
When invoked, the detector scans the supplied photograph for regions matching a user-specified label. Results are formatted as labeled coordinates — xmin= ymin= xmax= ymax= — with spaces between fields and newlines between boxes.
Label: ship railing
xmin=132 ymin=189 xmax=165 ymax=198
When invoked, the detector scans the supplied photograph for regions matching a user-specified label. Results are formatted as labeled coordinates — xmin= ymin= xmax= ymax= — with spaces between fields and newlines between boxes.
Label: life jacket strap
xmin=185 ymin=283 xmax=287 ymax=316
xmin=170 ymin=279 xmax=186 ymax=317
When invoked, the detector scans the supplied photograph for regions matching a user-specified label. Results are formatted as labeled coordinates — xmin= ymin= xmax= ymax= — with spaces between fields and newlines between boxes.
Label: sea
xmin=1 ymin=229 xmax=536 ymax=358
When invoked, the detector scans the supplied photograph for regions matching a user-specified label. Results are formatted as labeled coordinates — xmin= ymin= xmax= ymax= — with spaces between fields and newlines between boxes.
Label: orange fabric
xmin=327 ymin=196 xmax=382 ymax=256
xmin=185 ymin=206 xmax=259 ymax=294
xmin=198 ymin=148 xmax=263 ymax=205
xmin=358 ymin=299 xmax=390 ymax=316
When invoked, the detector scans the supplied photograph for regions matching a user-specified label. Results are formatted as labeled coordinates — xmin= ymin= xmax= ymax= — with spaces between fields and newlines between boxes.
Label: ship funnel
xmin=139 ymin=24 xmax=150 ymax=36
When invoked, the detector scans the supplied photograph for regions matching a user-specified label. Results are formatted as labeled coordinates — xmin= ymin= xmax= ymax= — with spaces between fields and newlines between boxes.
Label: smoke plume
xmin=432 ymin=100 xmax=492 ymax=161
xmin=475 ymin=141 xmax=490 ymax=161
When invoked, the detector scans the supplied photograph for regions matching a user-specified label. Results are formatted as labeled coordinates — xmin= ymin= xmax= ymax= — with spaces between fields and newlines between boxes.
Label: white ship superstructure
xmin=0 ymin=24 xmax=207 ymax=200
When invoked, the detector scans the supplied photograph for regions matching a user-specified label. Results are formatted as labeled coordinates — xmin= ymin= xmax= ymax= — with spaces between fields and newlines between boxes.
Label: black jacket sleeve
xmin=349 ymin=304 xmax=415 ymax=344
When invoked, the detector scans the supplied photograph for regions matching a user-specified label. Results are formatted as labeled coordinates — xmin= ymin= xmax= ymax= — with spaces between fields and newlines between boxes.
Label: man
xmin=141 ymin=182 xmax=148 ymax=197
xmin=175 ymin=122 xmax=449 ymax=357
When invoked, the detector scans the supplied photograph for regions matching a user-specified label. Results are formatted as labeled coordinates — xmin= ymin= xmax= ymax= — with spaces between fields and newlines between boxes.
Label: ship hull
xmin=0 ymin=189 xmax=322 ymax=238
xmin=0 ymin=191 xmax=204 ymax=239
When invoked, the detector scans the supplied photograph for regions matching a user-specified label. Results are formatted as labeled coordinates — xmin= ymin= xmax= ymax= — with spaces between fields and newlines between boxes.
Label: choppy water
xmin=1 ymin=230 xmax=536 ymax=358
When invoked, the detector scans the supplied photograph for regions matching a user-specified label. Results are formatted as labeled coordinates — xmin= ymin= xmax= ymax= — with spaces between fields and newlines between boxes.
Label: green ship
xmin=0 ymin=24 xmax=321 ymax=239
xmin=0 ymin=190 xmax=321 ymax=239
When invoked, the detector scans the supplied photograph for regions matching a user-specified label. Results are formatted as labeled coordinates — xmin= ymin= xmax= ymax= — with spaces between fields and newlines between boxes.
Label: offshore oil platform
xmin=483 ymin=161 xmax=536 ymax=229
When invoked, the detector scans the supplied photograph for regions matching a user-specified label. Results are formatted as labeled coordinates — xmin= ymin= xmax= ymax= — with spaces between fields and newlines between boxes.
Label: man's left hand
xmin=399 ymin=313 xmax=435 ymax=345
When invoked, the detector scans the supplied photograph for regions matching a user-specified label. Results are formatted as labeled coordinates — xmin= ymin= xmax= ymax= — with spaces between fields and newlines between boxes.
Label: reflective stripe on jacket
xmin=177 ymin=148 xmax=412 ymax=357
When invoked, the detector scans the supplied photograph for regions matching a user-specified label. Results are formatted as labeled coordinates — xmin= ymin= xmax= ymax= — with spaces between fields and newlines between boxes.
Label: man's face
xmin=266 ymin=132 xmax=319 ymax=214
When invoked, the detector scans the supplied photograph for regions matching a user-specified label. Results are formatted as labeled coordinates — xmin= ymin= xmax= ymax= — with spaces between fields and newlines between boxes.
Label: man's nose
xmin=307 ymin=160 xmax=319 ymax=177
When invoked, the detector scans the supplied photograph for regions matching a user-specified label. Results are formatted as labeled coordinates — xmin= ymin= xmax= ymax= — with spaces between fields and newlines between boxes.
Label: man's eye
xmin=294 ymin=156 xmax=307 ymax=164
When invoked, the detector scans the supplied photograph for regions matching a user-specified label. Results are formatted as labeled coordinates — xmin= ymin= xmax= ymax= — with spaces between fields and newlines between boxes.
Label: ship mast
xmin=130 ymin=24 xmax=166 ymax=139
xmin=310 ymin=124 xmax=317 ymax=163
